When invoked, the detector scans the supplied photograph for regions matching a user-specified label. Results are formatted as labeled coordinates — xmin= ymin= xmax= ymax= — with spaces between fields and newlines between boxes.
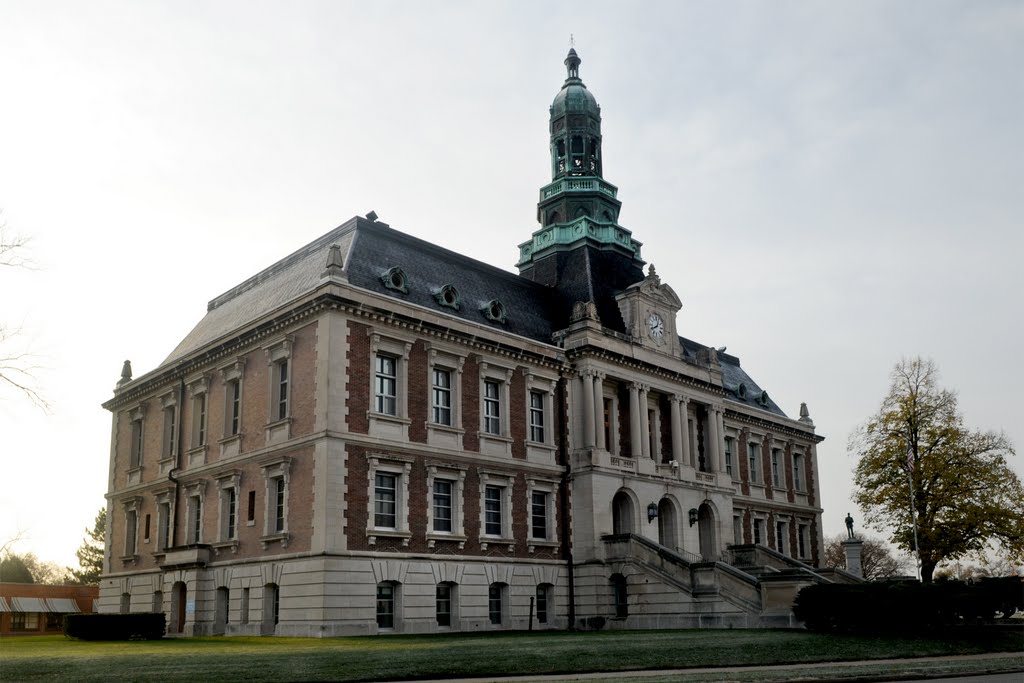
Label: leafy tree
xmin=69 ymin=507 xmax=106 ymax=585
xmin=0 ymin=553 xmax=34 ymax=583
xmin=20 ymin=552 xmax=71 ymax=583
xmin=822 ymin=534 xmax=910 ymax=580
xmin=850 ymin=357 xmax=1024 ymax=582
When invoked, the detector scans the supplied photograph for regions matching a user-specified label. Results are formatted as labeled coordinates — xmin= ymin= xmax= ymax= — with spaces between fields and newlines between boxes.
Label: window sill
xmin=211 ymin=540 xmax=240 ymax=555
xmin=368 ymin=412 xmax=411 ymax=425
xmin=127 ymin=466 xmax=143 ymax=486
xmin=368 ymin=529 xmax=412 ymax=547
xmin=119 ymin=554 xmax=138 ymax=566
xmin=480 ymin=537 xmax=515 ymax=552
xmin=528 ymin=539 xmax=558 ymax=554
xmin=427 ymin=422 xmax=465 ymax=434
xmin=427 ymin=532 xmax=467 ymax=549
xmin=219 ymin=433 xmax=243 ymax=458
xmin=479 ymin=432 xmax=512 ymax=443
xmin=526 ymin=440 xmax=555 ymax=450
xmin=260 ymin=532 xmax=289 ymax=550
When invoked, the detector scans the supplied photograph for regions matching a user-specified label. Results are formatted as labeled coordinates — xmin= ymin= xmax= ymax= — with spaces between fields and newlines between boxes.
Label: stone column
xmin=679 ymin=396 xmax=691 ymax=467
xmin=580 ymin=370 xmax=595 ymax=448
xmin=629 ymin=382 xmax=642 ymax=458
xmin=639 ymin=385 xmax=651 ymax=459
xmin=593 ymin=373 xmax=606 ymax=451
xmin=705 ymin=405 xmax=720 ymax=472
xmin=715 ymin=407 xmax=728 ymax=473
xmin=670 ymin=395 xmax=683 ymax=463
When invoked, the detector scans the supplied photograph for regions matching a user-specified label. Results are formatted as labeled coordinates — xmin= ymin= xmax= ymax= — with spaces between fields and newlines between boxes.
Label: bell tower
xmin=517 ymin=49 xmax=645 ymax=332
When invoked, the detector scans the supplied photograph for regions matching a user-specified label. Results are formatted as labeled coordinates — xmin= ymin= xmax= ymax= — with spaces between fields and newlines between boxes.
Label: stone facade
xmin=99 ymin=49 xmax=837 ymax=637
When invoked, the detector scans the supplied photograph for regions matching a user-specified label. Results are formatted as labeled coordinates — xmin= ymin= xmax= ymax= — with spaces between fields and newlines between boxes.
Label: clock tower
xmin=615 ymin=264 xmax=683 ymax=356
xmin=518 ymin=49 xmax=648 ymax=333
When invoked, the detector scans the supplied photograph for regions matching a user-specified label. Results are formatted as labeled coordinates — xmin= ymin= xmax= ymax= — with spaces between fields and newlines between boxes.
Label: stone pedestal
xmin=842 ymin=539 xmax=864 ymax=578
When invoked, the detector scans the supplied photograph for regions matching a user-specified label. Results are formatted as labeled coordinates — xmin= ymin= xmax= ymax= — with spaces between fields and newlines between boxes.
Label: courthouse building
xmin=100 ymin=49 xmax=835 ymax=636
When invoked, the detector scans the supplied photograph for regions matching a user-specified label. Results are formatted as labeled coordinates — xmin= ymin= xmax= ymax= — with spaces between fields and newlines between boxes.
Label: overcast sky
xmin=2 ymin=1 xmax=1022 ymax=569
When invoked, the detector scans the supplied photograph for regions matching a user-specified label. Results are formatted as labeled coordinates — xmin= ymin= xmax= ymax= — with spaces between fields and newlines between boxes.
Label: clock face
xmin=648 ymin=313 xmax=665 ymax=339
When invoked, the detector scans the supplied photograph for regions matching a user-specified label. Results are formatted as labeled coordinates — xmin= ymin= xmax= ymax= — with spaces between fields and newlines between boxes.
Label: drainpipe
xmin=168 ymin=377 xmax=186 ymax=548
xmin=558 ymin=374 xmax=576 ymax=630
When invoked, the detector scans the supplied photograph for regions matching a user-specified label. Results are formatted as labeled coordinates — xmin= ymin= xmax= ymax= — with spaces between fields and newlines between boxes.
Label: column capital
xmin=673 ymin=393 xmax=689 ymax=405
xmin=578 ymin=368 xmax=593 ymax=380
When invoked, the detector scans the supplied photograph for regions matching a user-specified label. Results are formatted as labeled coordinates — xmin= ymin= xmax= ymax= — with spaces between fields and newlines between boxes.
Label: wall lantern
xmin=688 ymin=508 xmax=699 ymax=527
xmin=647 ymin=502 xmax=659 ymax=523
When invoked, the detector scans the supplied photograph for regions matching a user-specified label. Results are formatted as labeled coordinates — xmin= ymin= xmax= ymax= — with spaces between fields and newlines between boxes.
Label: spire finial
xmin=118 ymin=359 xmax=133 ymax=387
xmin=570 ymin=33 xmax=574 ymax=49
xmin=564 ymin=45 xmax=581 ymax=80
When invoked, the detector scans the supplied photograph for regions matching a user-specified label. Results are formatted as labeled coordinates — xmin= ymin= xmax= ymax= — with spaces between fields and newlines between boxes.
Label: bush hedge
xmin=64 ymin=612 xmax=166 ymax=640
xmin=794 ymin=577 xmax=1023 ymax=633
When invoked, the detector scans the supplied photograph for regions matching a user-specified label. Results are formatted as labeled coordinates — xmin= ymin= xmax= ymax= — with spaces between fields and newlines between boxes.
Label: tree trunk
xmin=921 ymin=560 xmax=937 ymax=583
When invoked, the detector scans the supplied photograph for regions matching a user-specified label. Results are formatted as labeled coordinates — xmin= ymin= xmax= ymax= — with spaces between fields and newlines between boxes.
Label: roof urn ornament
xmin=799 ymin=402 xmax=814 ymax=426
xmin=118 ymin=360 xmax=132 ymax=387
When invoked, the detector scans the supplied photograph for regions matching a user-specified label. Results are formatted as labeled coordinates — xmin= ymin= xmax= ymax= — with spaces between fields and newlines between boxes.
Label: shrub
xmin=64 ymin=612 xmax=166 ymax=640
xmin=794 ymin=577 xmax=1024 ymax=633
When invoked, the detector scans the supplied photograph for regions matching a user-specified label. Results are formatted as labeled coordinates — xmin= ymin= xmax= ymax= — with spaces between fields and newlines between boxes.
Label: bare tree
xmin=823 ymin=534 xmax=911 ymax=580
xmin=0 ymin=216 xmax=48 ymax=410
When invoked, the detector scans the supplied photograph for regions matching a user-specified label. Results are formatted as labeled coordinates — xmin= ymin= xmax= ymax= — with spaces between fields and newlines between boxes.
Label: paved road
xmin=891 ymin=676 xmax=1023 ymax=683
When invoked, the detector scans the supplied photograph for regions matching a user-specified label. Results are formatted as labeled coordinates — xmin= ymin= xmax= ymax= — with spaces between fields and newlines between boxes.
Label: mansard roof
xmin=162 ymin=217 xmax=556 ymax=365
xmin=157 ymin=215 xmax=788 ymax=419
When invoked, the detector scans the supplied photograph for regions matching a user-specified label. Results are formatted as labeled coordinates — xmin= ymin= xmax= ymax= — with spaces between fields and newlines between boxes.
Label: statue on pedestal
xmin=845 ymin=512 xmax=855 ymax=539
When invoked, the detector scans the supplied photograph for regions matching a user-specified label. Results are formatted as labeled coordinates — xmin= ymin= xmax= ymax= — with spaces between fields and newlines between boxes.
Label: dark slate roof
xmin=163 ymin=217 xmax=556 ymax=365
xmin=160 ymin=216 xmax=786 ymax=419
xmin=344 ymin=221 xmax=556 ymax=343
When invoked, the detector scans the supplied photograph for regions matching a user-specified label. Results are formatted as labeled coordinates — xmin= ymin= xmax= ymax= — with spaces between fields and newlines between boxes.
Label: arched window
xmin=611 ymin=574 xmax=628 ymax=618
xmin=612 ymin=491 xmax=634 ymax=535
xmin=170 ymin=581 xmax=186 ymax=634
xmin=488 ymin=582 xmax=507 ymax=626
xmin=214 ymin=586 xmax=230 ymax=635
xmin=377 ymin=581 xmax=400 ymax=630
xmin=658 ymin=498 xmax=678 ymax=549
xmin=436 ymin=582 xmax=457 ymax=628
xmin=262 ymin=583 xmax=279 ymax=635
xmin=535 ymin=584 xmax=553 ymax=625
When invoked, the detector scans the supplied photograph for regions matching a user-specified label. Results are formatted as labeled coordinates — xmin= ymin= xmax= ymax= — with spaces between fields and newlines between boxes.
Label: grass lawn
xmin=1 ymin=628 xmax=1021 ymax=682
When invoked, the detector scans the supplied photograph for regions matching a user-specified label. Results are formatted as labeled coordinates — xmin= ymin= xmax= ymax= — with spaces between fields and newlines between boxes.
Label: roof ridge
xmin=207 ymin=218 xmax=359 ymax=312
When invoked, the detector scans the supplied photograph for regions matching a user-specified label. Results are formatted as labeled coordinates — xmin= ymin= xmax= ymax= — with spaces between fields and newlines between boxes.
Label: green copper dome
xmin=550 ymin=48 xmax=600 ymax=119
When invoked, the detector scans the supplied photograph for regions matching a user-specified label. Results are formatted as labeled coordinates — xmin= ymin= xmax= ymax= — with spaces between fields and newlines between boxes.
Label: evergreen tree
xmin=69 ymin=507 xmax=106 ymax=584
xmin=0 ymin=553 xmax=34 ymax=583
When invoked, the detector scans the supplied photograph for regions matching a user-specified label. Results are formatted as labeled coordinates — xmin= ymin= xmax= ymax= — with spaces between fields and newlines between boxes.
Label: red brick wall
xmin=510 ymin=368 xmax=526 ymax=460
xmin=346 ymin=322 xmax=370 ymax=434
xmin=461 ymin=355 xmax=480 ymax=452
xmin=407 ymin=340 xmax=428 ymax=443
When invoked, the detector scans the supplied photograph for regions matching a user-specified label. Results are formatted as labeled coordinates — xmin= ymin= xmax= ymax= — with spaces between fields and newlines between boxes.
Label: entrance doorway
xmin=697 ymin=502 xmax=716 ymax=560
xmin=170 ymin=582 xmax=187 ymax=634
xmin=612 ymin=491 xmax=634 ymax=535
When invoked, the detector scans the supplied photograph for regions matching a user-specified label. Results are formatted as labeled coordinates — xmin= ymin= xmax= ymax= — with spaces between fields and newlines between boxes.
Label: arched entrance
xmin=170 ymin=581 xmax=187 ymax=634
xmin=214 ymin=586 xmax=229 ymax=635
xmin=612 ymin=491 xmax=634 ymax=535
xmin=697 ymin=502 xmax=717 ymax=560
xmin=657 ymin=498 xmax=677 ymax=549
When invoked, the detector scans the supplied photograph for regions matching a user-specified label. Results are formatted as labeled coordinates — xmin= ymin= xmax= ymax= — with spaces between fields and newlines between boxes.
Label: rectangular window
xmin=125 ymin=509 xmax=138 ymax=556
xmin=436 ymin=584 xmax=452 ymax=627
xmin=273 ymin=478 xmax=286 ymax=533
xmin=753 ymin=518 xmax=764 ymax=545
xmin=130 ymin=418 xmax=143 ymax=469
xmin=228 ymin=380 xmax=241 ymax=436
xmin=793 ymin=454 xmax=804 ymax=491
xmin=194 ymin=394 xmax=207 ymax=447
xmin=375 ymin=354 xmax=397 ymax=415
xmin=724 ymin=438 xmax=733 ymax=477
xmin=143 ymin=513 xmax=151 ymax=542
xmin=733 ymin=515 xmax=743 ymax=545
xmin=488 ymin=584 xmax=502 ymax=625
xmin=748 ymin=443 xmax=760 ymax=483
xmin=227 ymin=488 xmax=237 ymax=539
xmin=432 ymin=479 xmax=453 ymax=532
xmin=163 ymin=406 xmax=177 ymax=459
xmin=374 ymin=473 xmax=397 ymax=528
xmin=536 ymin=585 xmax=548 ymax=624
xmin=483 ymin=380 xmax=501 ymax=435
xmin=189 ymin=495 xmax=202 ymax=544
xmin=531 ymin=491 xmax=548 ymax=540
xmin=798 ymin=523 xmax=808 ymax=558
xmin=772 ymin=449 xmax=781 ymax=487
xmin=432 ymin=368 xmax=452 ymax=425
xmin=529 ymin=390 xmax=545 ymax=443
xmin=247 ymin=490 xmax=256 ymax=523
xmin=484 ymin=485 xmax=502 ymax=536
xmin=776 ymin=521 xmax=787 ymax=555
xmin=158 ymin=502 xmax=170 ymax=550
xmin=276 ymin=359 xmax=289 ymax=421
xmin=376 ymin=584 xmax=394 ymax=629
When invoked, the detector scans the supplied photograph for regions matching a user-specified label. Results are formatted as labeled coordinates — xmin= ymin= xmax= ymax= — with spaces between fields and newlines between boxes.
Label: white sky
xmin=1 ymin=1 xmax=1022 ymax=569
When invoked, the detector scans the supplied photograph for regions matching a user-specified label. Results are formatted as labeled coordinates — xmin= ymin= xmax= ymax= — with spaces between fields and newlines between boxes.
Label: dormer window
xmin=381 ymin=267 xmax=409 ymax=294
xmin=434 ymin=284 xmax=460 ymax=310
xmin=737 ymin=383 xmax=747 ymax=399
xmin=481 ymin=300 xmax=507 ymax=324
xmin=759 ymin=391 xmax=770 ymax=407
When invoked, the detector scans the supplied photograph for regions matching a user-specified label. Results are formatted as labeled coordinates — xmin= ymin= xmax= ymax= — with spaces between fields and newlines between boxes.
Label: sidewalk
xmin=397 ymin=652 xmax=1024 ymax=683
